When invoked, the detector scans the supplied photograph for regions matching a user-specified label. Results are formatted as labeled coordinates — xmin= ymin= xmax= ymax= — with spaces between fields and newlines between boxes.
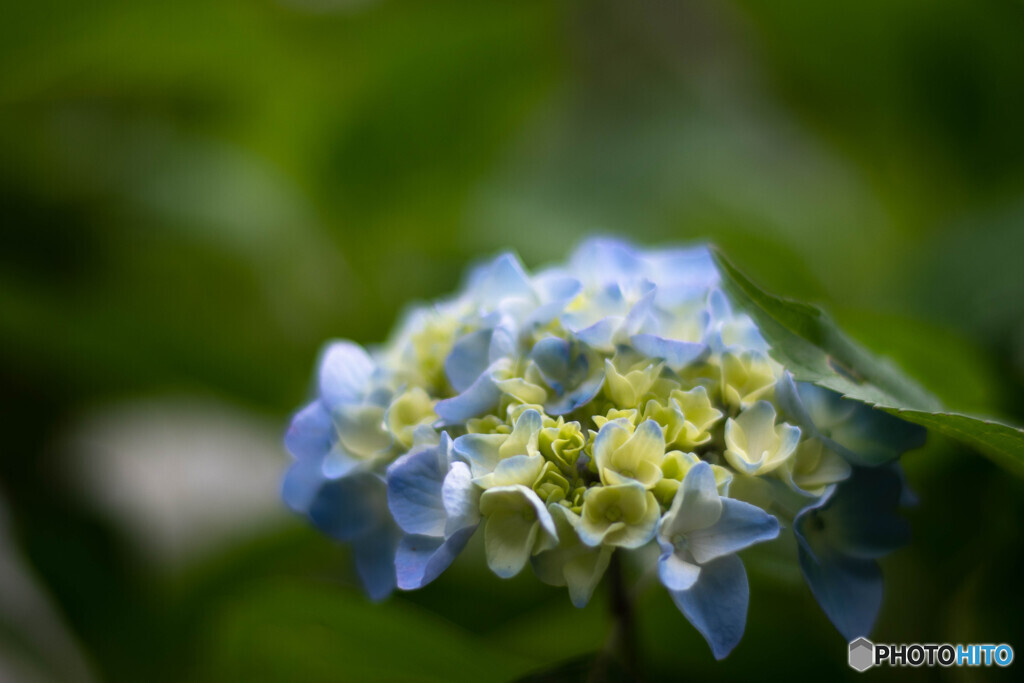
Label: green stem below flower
xmin=591 ymin=551 xmax=641 ymax=682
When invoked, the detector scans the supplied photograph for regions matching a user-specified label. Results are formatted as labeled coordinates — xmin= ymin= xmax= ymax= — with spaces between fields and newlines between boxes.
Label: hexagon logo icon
xmin=849 ymin=637 xmax=874 ymax=672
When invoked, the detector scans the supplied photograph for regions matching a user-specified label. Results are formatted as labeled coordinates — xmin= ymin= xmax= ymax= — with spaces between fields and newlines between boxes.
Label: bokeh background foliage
xmin=1 ymin=0 xmax=1023 ymax=681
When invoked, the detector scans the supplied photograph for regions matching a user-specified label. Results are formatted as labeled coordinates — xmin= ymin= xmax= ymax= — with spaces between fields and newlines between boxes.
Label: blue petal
xmin=820 ymin=466 xmax=910 ymax=559
xmin=488 ymin=323 xmax=517 ymax=363
xmin=531 ymin=337 xmax=571 ymax=389
xmin=774 ymin=372 xmax=815 ymax=429
xmin=706 ymin=288 xmax=733 ymax=321
xmin=669 ymin=554 xmax=749 ymax=660
xmin=657 ymin=540 xmax=701 ymax=591
xmin=451 ymin=432 xmax=505 ymax=477
xmin=687 ymin=498 xmax=780 ymax=565
xmin=631 ymin=334 xmax=708 ymax=369
xmin=308 ymin=472 xmax=387 ymax=542
xmin=649 ymin=246 xmax=718 ymax=302
xmin=281 ymin=457 xmax=326 ymax=514
xmin=535 ymin=273 xmax=581 ymax=304
xmin=797 ymin=540 xmax=882 ymax=641
xmin=526 ymin=275 xmax=581 ymax=328
xmin=791 ymin=382 xmax=926 ymax=467
xmin=394 ymin=525 xmax=478 ymax=590
xmin=284 ymin=401 xmax=334 ymax=460
xmin=435 ymin=368 xmax=501 ymax=424
xmin=574 ymin=317 xmax=622 ymax=351
xmin=831 ymin=406 xmax=927 ymax=467
xmin=469 ymin=253 xmax=534 ymax=303
xmin=386 ymin=443 xmax=449 ymax=537
xmin=570 ymin=238 xmax=644 ymax=284
xmin=442 ymin=461 xmax=481 ymax=534
xmin=318 ymin=341 xmax=374 ymax=410
xmin=445 ymin=329 xmax=493 ymax=393
xmin=351 ymin=520 xmax=402 ymax=601
xmin=321 ymin=445 xmax=362 ymax=479
xmin=621 ymin=287 xmax=657 ymax=337
xmin=546 ymin=373 xmax=604 ymax=415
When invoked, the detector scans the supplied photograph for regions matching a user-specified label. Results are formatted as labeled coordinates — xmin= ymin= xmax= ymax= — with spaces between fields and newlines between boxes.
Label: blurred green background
xmin=2 ymin=0 xmax=1023 ymax=681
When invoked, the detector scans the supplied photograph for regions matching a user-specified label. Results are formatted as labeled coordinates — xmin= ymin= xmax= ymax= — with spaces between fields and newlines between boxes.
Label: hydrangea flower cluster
xmin=283 ymin=239 xmax=923 ymax=659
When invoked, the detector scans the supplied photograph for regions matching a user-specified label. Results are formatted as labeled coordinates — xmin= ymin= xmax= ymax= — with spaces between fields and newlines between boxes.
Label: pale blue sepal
xmin=352 ymin=520 xmax=402 ymax=601
xmin=794 ymin=465 xmax=909 ymax=639
xmin=284 ymin=401 xmax=333 ymax=460
xmin=631 ymin=334 xmax=708 ymax=369
xmin=468 ymin=252 xmax=534 ymax=304
xmin=445 ymin=329 xmax=494 ymax=393
xmin=669 ymin=554 xmax=749 ymax=660
xmin=281 ymin=457 xmax=326 ymax=514
xmin=574 ymin=317 xmax=623 ymax=351
xmin=394 ymin=525 xmax=478 ymax=590
xmin=687 ymin=497 xmax=780 ymax=565
xmin=318 ymin=340 xmax=375 ymax=410
xmin=307 ymin=471 xmax=388 ymax=543
xmin=797 ymin=538 xmax=882 ymax=641
xmin=435 ymin=366 xmax=502 ymax=424
xmin=386 ymin=440 xmax=450 ymax=537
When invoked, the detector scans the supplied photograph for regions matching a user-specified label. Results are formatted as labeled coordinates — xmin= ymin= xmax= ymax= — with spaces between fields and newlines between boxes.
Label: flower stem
xmin=597 ymin=551 xmax=640 ymax=681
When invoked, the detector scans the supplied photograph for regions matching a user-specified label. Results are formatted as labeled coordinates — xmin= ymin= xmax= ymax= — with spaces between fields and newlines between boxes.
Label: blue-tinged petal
xmin=435 ymin=368 xmax=501 ymax=424
xmin=574 ymin=317 xmax=623 ymax=351
xmin=470 ymin=253 xmax=534 ymax=303
xmin=706 ymin=288 xmax=733 ymax=321
xmin=669 ymin=554 xmax=749 ymax=660
xmin=531 ymin=337 xmax=571 ymax=391
xmin=395 ymin=525 xmax=478 ymax=590
xmin=351 ymin=520 xmax=402 ymax=601
xmin=321 ymin=444 xmax=362 ymax=479
xmin=687 ymin=498 xmax=779 ymax=564
xmin=786 ymin=382 xmax=926 ymax=467
xmin=442 ymin=461 xmax=481 ymax=535
xmin=797 ymin=541 xmax=882 ymax=641
xmin=284 ymin=401 xmax=333 ymax=460
xmin=774 ymin=372 xmax=815 ymax=432
xmin=657 ymin=542 xmax=701 ymax=592
xmin=820 ymin=466 xmax=910 ymax=559
xmin=666 ymin=462 xmax=723 ymax=535
xmin=649 ymin=246 xmax=718 ymax=301
xmin=445 ymin=329 xmax=493 ymax=393
xmin=621 ymin=287 xmax=657 ymax=338
xmin=452 ymin=432 xmax=506 ymax=478
xmin=488 ymin=322 xmax=517 ymax=363
xmin=830 ymin=407 xmax=927 ymax=467
xmin=318 ymin=341 xmax=374 ymax=410
xmin=526 ymin=275 xmax=582 ymax=328
xmin=386 ymin=444 xmax=448 ymax=537
xmin=894 ymin=465 xmax=919 ymax=508
xmin=570 ymin=238 xmax=644 ymax=285
xmin=281 ymin=457 xmax=325 ymax=514
xmin=308 ymin=472 xmax=387 ymax=542
xmin=534 ymin=273 xmax=581 ymax=305
xmin=546 ymin=373 xmax=605 ymax=416
xmin=631 ymin=334 xmax=708 ymax=369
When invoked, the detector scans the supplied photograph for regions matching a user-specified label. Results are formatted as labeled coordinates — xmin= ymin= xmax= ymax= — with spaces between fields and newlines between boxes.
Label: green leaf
xmin=195 ymin=580 xmax=540 ymax=683
xmin=711 ymin=248 xmax=1024 ymax=478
